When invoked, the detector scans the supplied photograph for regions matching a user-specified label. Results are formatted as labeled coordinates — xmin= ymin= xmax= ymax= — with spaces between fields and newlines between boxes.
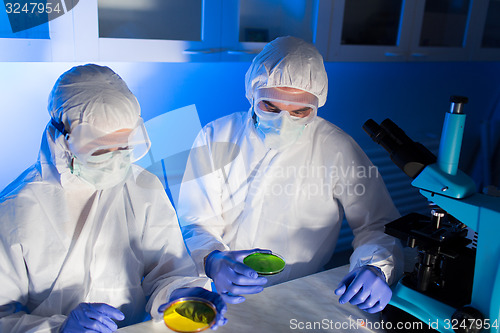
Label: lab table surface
xmin=118 ymin=265 xmax=386 ymax=333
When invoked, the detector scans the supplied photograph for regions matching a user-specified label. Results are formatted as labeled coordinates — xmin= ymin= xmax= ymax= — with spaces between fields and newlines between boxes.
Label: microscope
xmin=363 ymin=96 xmax=500 ymax=333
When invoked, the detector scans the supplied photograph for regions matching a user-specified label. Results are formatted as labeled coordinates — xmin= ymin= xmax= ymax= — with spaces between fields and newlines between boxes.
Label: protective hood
xmin=48 ymin=64 xmax=141 ymax=134
xmin=245 ymin=36 xmax=328 ymax=108
xmin=40 ymin=64 xmax=143 ymax=186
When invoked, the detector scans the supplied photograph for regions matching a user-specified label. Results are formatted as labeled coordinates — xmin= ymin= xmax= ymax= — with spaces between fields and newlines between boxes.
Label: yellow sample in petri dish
xmin=243 ymin=252 xmax=286 ymax=275
xmin=163 ymin=297 xmax=217 ymax=333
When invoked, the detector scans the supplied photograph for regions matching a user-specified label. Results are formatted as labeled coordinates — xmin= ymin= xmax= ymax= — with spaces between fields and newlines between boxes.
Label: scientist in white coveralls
xmin=177 ymin=36 xmax=404 ymax=314
xmin=0 ymin=64 xmax=226 ymax=332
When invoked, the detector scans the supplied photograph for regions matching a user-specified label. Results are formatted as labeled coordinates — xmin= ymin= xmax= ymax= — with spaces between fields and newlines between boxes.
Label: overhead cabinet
xmin=93 ymin=0 xmax=321 ymax=62
xmin=0 ymin=0 xmax=499 ymax=62
xmin=323 ymin=0 xmax=500 ymax=62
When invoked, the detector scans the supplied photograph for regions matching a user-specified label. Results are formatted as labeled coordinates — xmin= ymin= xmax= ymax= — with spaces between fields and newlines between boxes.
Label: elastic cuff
xmin=366 ymin=265 xmax=386 ymax=281
xmin=204 ymin=250 xmax=221 ymax=278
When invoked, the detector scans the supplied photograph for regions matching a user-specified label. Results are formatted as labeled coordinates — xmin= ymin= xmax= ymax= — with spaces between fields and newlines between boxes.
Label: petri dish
xmin=163 ymin=297 xmax=217 ymax=333
xmin=243 ymin=252 xmax=286 ymax=275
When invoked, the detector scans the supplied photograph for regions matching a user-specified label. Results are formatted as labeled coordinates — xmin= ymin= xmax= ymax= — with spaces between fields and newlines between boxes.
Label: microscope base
xmin=389 ymin=280 xmax=457 ymax=333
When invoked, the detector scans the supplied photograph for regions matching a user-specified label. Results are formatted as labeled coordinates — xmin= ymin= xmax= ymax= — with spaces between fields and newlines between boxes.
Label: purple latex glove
xmin=60 ymin=303 xmax=124 ymax=333
xmin=334 ymin=265 xmax=392 ymax=314
xmin=158 ymin=287 xmax=227 ymax=330
xmin=205 ymin=249 xmax=271 ymax=304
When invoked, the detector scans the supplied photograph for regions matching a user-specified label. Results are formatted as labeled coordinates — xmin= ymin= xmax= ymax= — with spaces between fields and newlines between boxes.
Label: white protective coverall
xmin=0 ymin=64 xmax=210 ymax=332
xmin=178 ymin=36 xmax=404 ymax=286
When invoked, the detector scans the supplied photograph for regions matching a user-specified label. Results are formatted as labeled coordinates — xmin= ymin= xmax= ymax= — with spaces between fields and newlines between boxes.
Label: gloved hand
xmin=60 ymin=303 xmax=124 ymax=333
xmin=334 ymin=265 xmax=392 ymax=314
xmin=205 ymin=249 xmax=270 ymax=304
xmin=158 ymin=287 xmax=227 ymax=330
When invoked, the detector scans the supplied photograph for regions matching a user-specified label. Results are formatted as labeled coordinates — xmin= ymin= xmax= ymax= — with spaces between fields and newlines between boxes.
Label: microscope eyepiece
xmin=362 ymin=119 xmax=384 ymax=142
xmin=363 ymin=118 xmax=436 ymax=179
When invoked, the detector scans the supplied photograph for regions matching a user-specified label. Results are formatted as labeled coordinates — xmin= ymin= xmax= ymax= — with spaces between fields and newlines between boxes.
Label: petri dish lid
xmin=163 ymin=297 xmax=217 ymax=333
xmin=243 ymin=252 xmax=286 ymax=275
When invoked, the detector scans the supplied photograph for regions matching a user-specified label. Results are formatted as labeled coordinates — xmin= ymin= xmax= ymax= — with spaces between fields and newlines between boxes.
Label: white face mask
xmin=253 ymin=104 xmax=316 ymax=151
xmin=71 ymin=150 xmax=132 ymax=190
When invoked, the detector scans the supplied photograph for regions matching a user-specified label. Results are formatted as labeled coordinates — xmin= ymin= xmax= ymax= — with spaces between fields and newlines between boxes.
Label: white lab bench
xmin=117 ymin=265 xmax=386 ymax=333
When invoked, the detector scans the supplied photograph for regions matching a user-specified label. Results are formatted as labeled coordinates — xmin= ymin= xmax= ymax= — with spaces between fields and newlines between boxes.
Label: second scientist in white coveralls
xmin=0 ymin=64 xmax=226 ymax=332
xmin=178 ymin=36 xmax=404 ymax=313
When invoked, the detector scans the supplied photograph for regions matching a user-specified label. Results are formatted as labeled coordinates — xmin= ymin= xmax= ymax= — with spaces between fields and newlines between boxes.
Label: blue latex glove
xmin=158 ymin=287 xmax=227 ymax=330
xmin=60 ymin=303 xmax=125 ymax=333
xmin=334 ymin=265 xmax=392 ymax=314
xmin=205 ymin=249 xmax=270 ymax=304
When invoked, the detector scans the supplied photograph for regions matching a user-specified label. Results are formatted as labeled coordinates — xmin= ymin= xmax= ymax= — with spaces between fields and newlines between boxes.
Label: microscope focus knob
xmin=451 ymin=306 xmax=485 ymax=333
xmin=431 ymin=209 xmax=446 ymax=229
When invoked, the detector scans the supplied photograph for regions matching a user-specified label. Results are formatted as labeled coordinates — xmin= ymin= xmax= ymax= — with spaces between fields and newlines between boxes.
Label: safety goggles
xmin=254 ymin=98 xmax=317 ymax=124
xmin=66 ymin=118 xmax=151 ymax=165
xmin=253 ymin=87 xmax=318 ymax=124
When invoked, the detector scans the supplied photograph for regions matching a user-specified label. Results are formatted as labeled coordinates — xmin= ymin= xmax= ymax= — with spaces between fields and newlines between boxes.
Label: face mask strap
xmin=50 ymin=118 xmax=70 ymax=140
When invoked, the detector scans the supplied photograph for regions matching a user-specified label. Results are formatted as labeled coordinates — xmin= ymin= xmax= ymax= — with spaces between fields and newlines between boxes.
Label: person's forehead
xmin=254 ymin=87 xmax=318 ymax=106
xmin=98 ymin=128 xmax=132 ymax=141
xmin=274 ymin=87 xmax=306 ymax=94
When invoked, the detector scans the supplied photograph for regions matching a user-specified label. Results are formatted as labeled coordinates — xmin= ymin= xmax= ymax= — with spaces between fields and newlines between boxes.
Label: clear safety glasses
xmin=66 ymin=118 xmax=151 ymax=165
xmin=254 ymin=98 xmax=317 ymax=125
xmin=253 ymin=87 xmax=318 ymax=125
xmin=254 ymin=98 xmax=318 ymax=130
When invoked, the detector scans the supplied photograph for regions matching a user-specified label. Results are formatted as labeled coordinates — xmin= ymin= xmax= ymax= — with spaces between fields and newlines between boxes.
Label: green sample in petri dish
xmin=243 ymin=252 xmax=286 ymax=275
xmin=163 ymin=297 xmax=216 ymax=332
